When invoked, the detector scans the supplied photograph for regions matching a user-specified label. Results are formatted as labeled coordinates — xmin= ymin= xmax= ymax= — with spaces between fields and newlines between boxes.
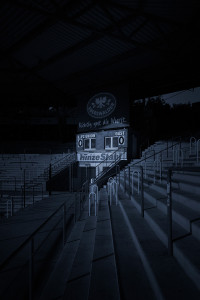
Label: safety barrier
xmin=89 ymin=192 xmax=97 ymax=216
xmin=173 ymin=146 xmax=184 ymax=167
xmin=0 ymin=199 xmax=75 ymax=300
xmin=166 ymin=167 xmax=200 ymax=256
xmin=197 ymin=139 xmax=200 ymax=164
xmin=190 ymin=136 xmax=196 ymax=154
xmin=154 ymin=157 xmax=162 ymax=183
xmin=131 ymin=170 xmax=140 ymax=195
xmin=6 ymin=198 xmax=13 ymax=218
xmin=108 ymin=177 xmax=118 ymax=206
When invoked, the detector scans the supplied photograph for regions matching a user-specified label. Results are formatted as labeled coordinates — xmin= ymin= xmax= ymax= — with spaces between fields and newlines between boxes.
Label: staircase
xmin=1 ymin=139 xmax=200 ymax=299
xmin=39 ymin=138 xmax=200 ymax=299
xmin=0 ymin=152 xmax=76 ymax=219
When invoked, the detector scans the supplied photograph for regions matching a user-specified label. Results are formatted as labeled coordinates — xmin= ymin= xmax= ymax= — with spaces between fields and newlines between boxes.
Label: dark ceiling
xmin=1 ymin=0 xmax=200 ymax=109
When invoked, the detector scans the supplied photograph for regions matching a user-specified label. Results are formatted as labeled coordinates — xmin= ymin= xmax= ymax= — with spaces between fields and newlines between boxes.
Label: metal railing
xmin=93 ymin=147 xmax=127 ymax=185
xmin=0 ymin=198 xmax=75 ymax=300
xmin=166 ymin=166 xmax=200 ymax=255
xmin=75 ymin=180 xmax=89 ymax=220
xmin=46 ymin=152 xmax=76 ymax=178
xmin=107 ymin=177 xmax=118 ymax=206
xmin=118 ymin=137 xmax=200 ymax=257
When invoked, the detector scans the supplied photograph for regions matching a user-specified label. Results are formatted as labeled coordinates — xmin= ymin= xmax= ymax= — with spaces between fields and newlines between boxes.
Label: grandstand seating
xmin=0 ymin=152 xmax=76 ymax=218
xmin=1 ymin=138 xmax=200 ymax=299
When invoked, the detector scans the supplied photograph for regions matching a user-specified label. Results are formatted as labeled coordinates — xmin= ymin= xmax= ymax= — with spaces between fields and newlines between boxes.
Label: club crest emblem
xmin=87 ymin=92 xmax=116 ymax=119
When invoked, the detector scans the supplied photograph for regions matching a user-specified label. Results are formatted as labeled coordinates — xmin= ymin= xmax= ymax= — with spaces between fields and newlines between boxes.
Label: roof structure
xmin=0 ymin=0 xmax=200 ymax=108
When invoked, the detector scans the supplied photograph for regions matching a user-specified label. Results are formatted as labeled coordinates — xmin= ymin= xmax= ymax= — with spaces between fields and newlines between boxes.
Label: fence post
xmin=128 ymin=166 xmax=131 ymax=197
xmin=69 ymin=164 xmax=71 ymax=192
xmin=140 ymin=166 xmax=144 ymax=217
xmin=74 ymin=196 xmax=76 ymax=223
xmin=29 ymin=238 xmax=34 ymax=300
xmin=167 ymin=169 xmax=173 ymax=256
xmin=160 ymin=153 xmax=162 ymax=183
xmin=14 ymin=177 xmax=16 ymax=192
xmin=63 ymin=204 xmax=66 ymax=246
xmin=119 ymin=170 xmax=120 ymax=187
xmin=32 ymin=186 xmax=34 ymax=204
xmin=49 ymin=163 xmax=52 ymax=196
xmin=167 ymin=140 xmax=168 ymax=158
xmin=23 ymin=169 xmax=26 ymax=208
xmin=41 ymin=184 xmax=43 ymax=200
xmin=124 ymin=169 xmax=126 ymax=192
xmin=71 ymin=163 xmax=74 ymax=192
xmin=11 ymin=197 xmax=13 ymax=216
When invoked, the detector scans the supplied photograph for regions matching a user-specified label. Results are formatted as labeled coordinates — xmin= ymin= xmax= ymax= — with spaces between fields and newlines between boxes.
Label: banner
xmin=77 ymin=84 xmax=129 ymax=132
xmin=77 ymin=151 xmax=127 ymax=162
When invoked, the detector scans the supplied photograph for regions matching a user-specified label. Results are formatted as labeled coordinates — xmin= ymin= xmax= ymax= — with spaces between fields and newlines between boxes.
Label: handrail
xmin=0 ymin=200 xmax=68 ymax=270
xmin=107 ymin=177 xmax=118 ymax=206
xmin=95 ymin=146 xmax=124 ymax=169
xmin=166 ymin=165 xmax=200 ymax=256
xmin=131 ymin=140 xmax=182 ymax=168
xmin=44 ymin=152 xmax=76 ymax=177
xmin=197 ymin=139 xmax=200 ymax=163
xmin=93 ymin=147 xmax=127 ymax=185
xmin=50 ymin=152 xmax=76 ymax=168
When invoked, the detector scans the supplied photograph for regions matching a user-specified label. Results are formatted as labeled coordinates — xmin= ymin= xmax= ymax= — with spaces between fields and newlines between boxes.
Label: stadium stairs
xmin=0 ymin=152 xmax=76 ymax=219
xmin=39 ymin=138 xmax=200 ymax=299
xmin=1 ymin=138 xmax=200 ymax=299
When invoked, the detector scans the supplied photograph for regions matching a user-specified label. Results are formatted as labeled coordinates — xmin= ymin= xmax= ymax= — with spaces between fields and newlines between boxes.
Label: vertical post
xmin=160 ymin=153 xmax=162 ymax=183
xmin=167 ymin=140 xmax=168 ymax=158
xmin=95 ymin=194 xmax=97 ymax=216
xmin=74 ymin=195 xmax=76 ymax=223
xmin=140 ymin=166 xmax=144 ymax=217
xmin=23 ymin=169 xmax=26 ymax=208
xmin=14 ymin=177 xmax=16 ymax=192
xmin=63 ymin=204 xmax=66 ymax=246
xmin=167 ymin=169 xmax=173 ymax=256
xmin=116 ymin=181 xmax=118 ymax=206
xmin=41 ymin=184 xmax=43 ymax=200
xmin=110 ymin=183 xmax=112 ymax=205
xmin=29 ymin=238 xmax=34 ymax=300
xmin=86 ymin=165 xmax=87 ymax=182
xmin=11 ymin=197 xmax=13 ymax=216
xmin=128 ymin=166 xmax=131 ymax=197
xmin=89 ymin=195 xmax=91 ymax=216
xmin=124 ymin=169 xmax=126 ymax=192
xmin=49 ymin=163 xmax=52 ymax=196
xmin=32 ymin=186 xmax=34 ymax=204
xmin=71 ymin=163 xmax=73 ymax=192
xmin=69 ymin=164 xmax=71 ymax=192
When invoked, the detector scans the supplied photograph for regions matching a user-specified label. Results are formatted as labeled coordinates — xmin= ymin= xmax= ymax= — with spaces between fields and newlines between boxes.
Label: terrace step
xmin=110 ymin=190 xmax=200 ymax=299
xmin=62 ymin=215 xmax=97 ymax=299
xmin=118 ymin=180 xmax=200 ymax=292
xmin=88 ymin=188 xmax=120 ymax=300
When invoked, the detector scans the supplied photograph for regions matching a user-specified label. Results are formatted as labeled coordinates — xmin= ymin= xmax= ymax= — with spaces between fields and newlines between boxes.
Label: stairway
xmin=2 ymin=139 xmax=200 ymax=299
xmin=39 ymin=177 xmax=200 ymax=299
xmin=116 ymin=139 xmax=200 ymax=294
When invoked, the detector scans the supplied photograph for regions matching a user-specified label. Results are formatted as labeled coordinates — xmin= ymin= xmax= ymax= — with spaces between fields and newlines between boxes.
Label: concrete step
xmin=143 ymin=177 xmax=200 ymax=212
xmin=114 ymin=190 xmax=200 ymax=299
xmin=0 ymin=193 xmax=76 ymax=299
xmin=120 ymin=176 xmax=200 ymax=240
xmin=109 ymin=199 xmax=156 ymax=299
xmin=39 ymin=207 xmax=89 ymax=300
xmin=63 ymin=214 xmax=97 ymax=299
xmin=88 ymin=187 xmax=120 ymax=300
xmin=121 ymin=169 xmax=200 ymax=212
xmin=118 ymin=184 xmax=200 ymax=292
